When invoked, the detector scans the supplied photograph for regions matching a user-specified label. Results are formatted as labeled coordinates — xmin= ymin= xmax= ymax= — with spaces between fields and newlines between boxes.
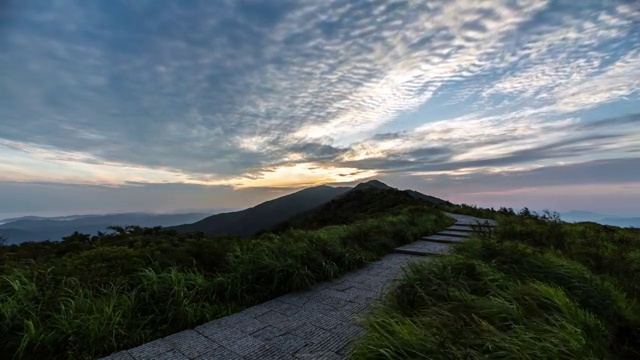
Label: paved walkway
xmin=395 ymin=213 xmax=496 ymax=256
xmin=103 ymin=213 xmax=494 ymax=360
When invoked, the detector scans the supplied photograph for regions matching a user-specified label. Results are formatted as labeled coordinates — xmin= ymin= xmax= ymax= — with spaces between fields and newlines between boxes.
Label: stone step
xmin=395 ymin=241 xmax=451 ymax=256
xmin=437 ymin=231 xmax=472 ymax=238
xmin=421 ymin=235 xmax=467 ymax=243
xmin=455 ymin=220 xmax=497 ymax=227
xmin=446 ymin=225 xmax=475 ymax=232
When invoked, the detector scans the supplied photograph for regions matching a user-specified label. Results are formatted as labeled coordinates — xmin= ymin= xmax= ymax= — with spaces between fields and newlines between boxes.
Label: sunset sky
xmin=1 ymin=0 xmax=639 ymax=218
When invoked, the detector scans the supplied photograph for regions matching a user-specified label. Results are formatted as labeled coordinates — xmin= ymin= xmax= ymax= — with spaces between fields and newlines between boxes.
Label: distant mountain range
xmin=559 ymin=211 xmax=640 ymax=227
xmin=0 ymin=212 xmax=211 ymax=245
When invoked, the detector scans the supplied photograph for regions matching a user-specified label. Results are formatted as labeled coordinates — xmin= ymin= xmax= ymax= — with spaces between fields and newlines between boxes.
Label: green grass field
xmin=351 ymin=209 xmax=640 ymax=359
xmin=0 ymin=198 xmax=451 ymax=359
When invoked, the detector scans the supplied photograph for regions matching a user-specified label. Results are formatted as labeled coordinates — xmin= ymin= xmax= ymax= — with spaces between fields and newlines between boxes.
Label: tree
xmin=0 ymin=233 xmax=7 ymax=261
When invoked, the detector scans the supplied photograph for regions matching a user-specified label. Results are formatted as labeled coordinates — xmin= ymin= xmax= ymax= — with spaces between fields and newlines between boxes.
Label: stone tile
xmin=304 ymin=299 xmax=340 ymax=316
xmin=244 ymin=345 xmax=298 ymax=360
xmin=343 ymin=287 xmax=379 ymax=301
xmin=291 ymin=309 xmax=343 ymax=331
xmin=127 ymin=338 xmax=172 ymax=360
xmin=256 ymin=310 xmax=302 ymax=332
xmin=153 ymin=350 xmax=189 ymax=360
xmin=295 ymin=350 xmax=344 ymax=359
xmin=211 ymin=313 xmax=269 ymax=335
xmin=262 ymin=299 xmax=304 ymax=316
xmin=312 ymin=302 xmax=365 ymax=322
xmin=195 ymin=323 xmax=245 ymax=345
xmin=263 ymin=333 xmax=308 ymax=354
xmin=252 ymin=325 xmax=286 ymax=341
xmin=337 ymin=342 xmax=354 ymax=356
xmin=295 ymin=343 xmax=346 ymax=359
xmin=297 ymin=331 xmax=352 ymax=353
xmin=318 ymin=288 xmax=354 ymax=302
xmin=163 ymin=330 xmax=220 ymax=358
xmin=277 ymin=291 xmax=317 ymax=306
xmin=421 ymin=234 xmax=467 ymax=243
xmin=395 ymin=241 xmax=452 ymax=256
xmin=350 ymin=294 xmax=377 ymax=305
xmin=438 ymin=230 xmax=473 ymax=237
xmin=198 ymin=324 xmax=267 ymax=357
xmin=334 ymin=324 xmax=366 ymax=340
xmin=193 ymin=347 xmax=243 ymax=360
xmin=220 ymin=336 xmax=268 ymax=357
xmin=329 ymin=281 xmax=354 ymax=292
xmin=236 ymin=305 xmax=269 ymax=319
xmin=320 ymin=295 xmax=353 ymax=310
xmin=292 ymin=322 xmax=334 ymax=345
xmin=101 ymin=351 xmax=134 ymax=360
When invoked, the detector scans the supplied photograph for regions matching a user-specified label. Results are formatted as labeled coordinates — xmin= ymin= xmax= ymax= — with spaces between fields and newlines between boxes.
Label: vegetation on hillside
xmin=274 ymin=187 xmax=428 ymax=231
xmin=0 ymin=188 xmax=451 ymax=359
xmin=173 ymin=185 xmax=351 ymax=236
xmin=351 ymin=208 xmax=640 ymax=359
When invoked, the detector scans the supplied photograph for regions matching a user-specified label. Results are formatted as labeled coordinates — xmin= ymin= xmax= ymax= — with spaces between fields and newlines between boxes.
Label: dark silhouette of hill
xmin=0 ymin=213 xmax=210 ymax=244
xmin=352 ymin=179 xmax=393 ymax=191
xmin=273 ymin=180 xmax=447 ymax=231
xmin=173 ymin=185 xmax=351 ymax=236
xmin=352 ymin=179 xmax=447 ymax=204
xmin=404 ymin=189 xmax=448 ymax=205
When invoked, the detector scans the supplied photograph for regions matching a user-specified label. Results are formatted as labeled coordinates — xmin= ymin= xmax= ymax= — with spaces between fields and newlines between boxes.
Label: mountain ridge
xmin=172 ymin=185 xmax=352 ymax=236
xmin=1 ymin=180 xmax=450 ymax=244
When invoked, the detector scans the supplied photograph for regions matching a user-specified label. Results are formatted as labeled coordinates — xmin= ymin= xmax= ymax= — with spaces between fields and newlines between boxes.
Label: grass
xmin=351 ymin=209 xmax=640 ymax=360
xmin=0 ymin=203 xmax=451 ymax=359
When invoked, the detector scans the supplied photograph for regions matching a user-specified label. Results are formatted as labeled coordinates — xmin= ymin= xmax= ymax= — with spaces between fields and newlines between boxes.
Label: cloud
xmin=0 ymin=0 xmax=638 ymax=213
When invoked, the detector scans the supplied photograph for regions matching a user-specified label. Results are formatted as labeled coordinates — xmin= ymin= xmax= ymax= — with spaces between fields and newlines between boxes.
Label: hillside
xmin=173 ymin=185 xmax=351 ymax=236
xmin=0 ymin=183 xmax=451 ymax=359
xmin=352 ymin=206 xmax=640 ymax=359
xmin=275 ymin=181 xmax=436 ymax=230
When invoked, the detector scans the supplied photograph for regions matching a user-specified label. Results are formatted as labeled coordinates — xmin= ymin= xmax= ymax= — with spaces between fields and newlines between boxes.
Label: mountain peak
xmin=353 ymin=179 xmax=394 ymax=191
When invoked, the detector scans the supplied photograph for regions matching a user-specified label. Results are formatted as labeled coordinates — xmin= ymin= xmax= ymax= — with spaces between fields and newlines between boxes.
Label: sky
xmin=1 ymin=0 xmax=639 ymax=218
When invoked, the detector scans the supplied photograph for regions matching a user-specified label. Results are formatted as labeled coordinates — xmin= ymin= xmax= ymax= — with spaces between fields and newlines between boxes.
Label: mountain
xmin=598 ymin=217 xmax=640 ymax=228
xmin=0 ymin=180 xmax=449 ymax=244
xmin=559 ymin=211 xmax=610 ymax=223
xmin=352 ymin=179 xmax=393 ymax=191
xmin=275 ymin=183 xmax=433 ymax=231
xmin=404 ymin=189 xmax=448 ymax=205
xmin=173 ymin=185 xmax=351 ymax=236
xmin=0 ymin=212 xmax=210 ymax=245
xmin=174 ymin=180 xmax=449 ymax=236
xmin=559 ymin=211 xmax=639 ymax=227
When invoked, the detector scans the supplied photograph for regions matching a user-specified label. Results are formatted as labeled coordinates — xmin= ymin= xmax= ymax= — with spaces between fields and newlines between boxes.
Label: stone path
xmin=102 ymin=213 xmax=494 ymax=360
xmin=395 ymin=213 xmax=496 ymax=256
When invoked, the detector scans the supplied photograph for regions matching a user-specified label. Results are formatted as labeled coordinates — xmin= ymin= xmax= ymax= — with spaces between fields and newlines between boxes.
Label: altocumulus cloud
xmin=0 ymin=0 xmax=639 ymax=214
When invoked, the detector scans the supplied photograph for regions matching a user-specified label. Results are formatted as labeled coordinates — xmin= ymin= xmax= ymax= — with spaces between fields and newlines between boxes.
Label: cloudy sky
xmin=1 ymin=0 xmax=639 ymax=218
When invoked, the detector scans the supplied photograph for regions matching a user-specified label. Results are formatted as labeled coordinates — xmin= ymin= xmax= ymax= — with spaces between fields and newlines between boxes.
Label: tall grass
xmin=0 ymin=205 xmax=450 ymax=359
xmin=351 ymin=213 xmax=640 ymax=360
